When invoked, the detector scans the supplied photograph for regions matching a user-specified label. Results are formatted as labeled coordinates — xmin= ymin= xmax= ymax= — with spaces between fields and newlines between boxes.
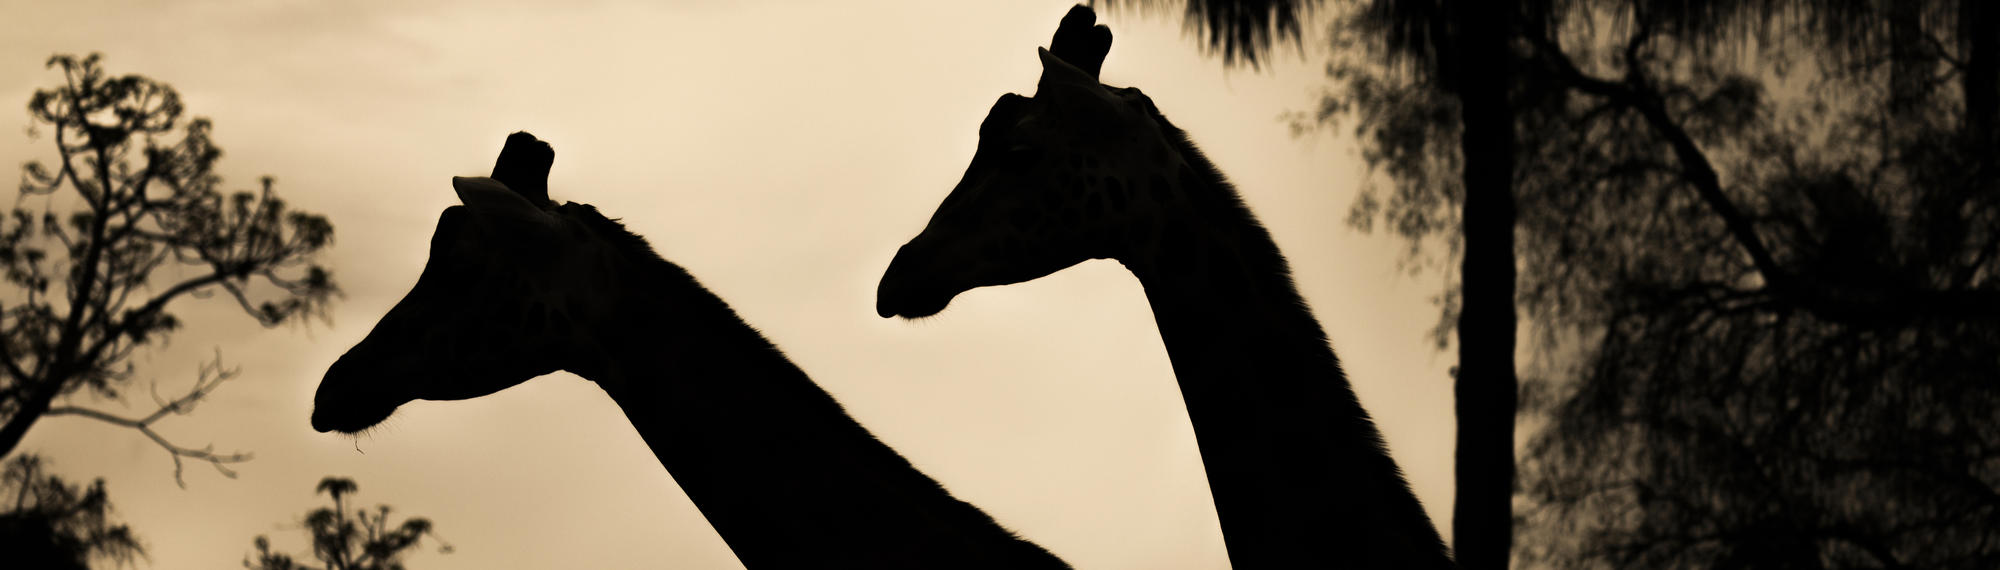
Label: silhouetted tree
xmin=1103 ymin=3 xmax=1523 ymax=565
xmin=1101 ymin=0 xmax=1314 ymax=68
xmin=245 ymin=477 xmax=450 ymax=570
xmin=0 ymin=53 xmax=339 ymax=484
xmin=1304 ymin=1 xmax=2000 ymax=567
xmin=0 ymin=454 xmax=143 ymax=570
xmin=1318 ymin=2 xmax=1529 ymax=566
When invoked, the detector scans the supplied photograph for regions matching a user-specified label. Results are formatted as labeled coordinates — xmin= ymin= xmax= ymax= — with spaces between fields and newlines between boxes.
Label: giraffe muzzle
xmin=877 ymin=242 xmax=962 ymax=318
xmin=311 ymin=355 xmax=410 ymax=433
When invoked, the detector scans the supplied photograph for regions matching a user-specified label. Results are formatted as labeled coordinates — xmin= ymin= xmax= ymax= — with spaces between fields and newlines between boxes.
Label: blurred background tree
xmin=0 ymin=52 xmax=340 ymax=479
xmin=0 ymin=454 xmax=143 ymax=570
xmin=1102 ymin=1 xmax=1523 ymax=565
xmin=1103 ymin=0 xmax=1311 ymax=68
xmin=1303 ymin=0 xmax=1999 ymax=567
xmin=245 ymin=477 xmax=451 ymax=570
xmin=0 ymin=51 xmax=340 ymax=568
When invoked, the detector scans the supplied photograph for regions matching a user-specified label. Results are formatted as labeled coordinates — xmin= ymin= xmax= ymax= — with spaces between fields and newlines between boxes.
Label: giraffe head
xmin=312 ymin=134 xmax=616 ymax=433
xmin=878 ymin=11 xmax=1188 ymax=318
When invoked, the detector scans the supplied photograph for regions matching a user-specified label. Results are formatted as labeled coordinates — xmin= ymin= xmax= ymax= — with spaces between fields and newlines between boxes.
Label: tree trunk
xmin=1964 ymin=0 xmax=1997 ymax=152
xmin=0 ymin=369 xmax=66 ymax=460
xmin=1451 ymin=2 xmax=1518 ymax=569
xmin=1888 ymin=0 xmax=1932 ymax=119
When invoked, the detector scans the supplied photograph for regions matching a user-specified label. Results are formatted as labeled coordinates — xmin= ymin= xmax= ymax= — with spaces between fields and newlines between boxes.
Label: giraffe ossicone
xmin=878 ymin=5 xmax=1454 ymax=568
xmin=315 ymin=132 xmax=1068 ymax=569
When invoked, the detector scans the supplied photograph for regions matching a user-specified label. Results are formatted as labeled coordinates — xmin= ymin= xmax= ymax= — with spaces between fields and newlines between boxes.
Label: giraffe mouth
xmin=310 ymin=381 xmax=403 ymax=434
xmin=877 ymin=288 xmax=957 ymax=319
xmin=310 ymin=400 xmax=398 ymax=434
xmin=877 ymin=243 xmax=964 ymax=318
xmin=311 ymin=356 xmax=412 ymax=433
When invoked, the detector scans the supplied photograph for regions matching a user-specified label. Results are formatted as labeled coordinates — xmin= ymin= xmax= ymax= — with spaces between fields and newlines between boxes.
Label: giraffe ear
xmin=1037 ymin=47 xmax=1100 ymax=91
xmin=1037 ymin=48 xmax=1120 ymax=122
xmin=453 ymin=176 xmax=550 ymax=220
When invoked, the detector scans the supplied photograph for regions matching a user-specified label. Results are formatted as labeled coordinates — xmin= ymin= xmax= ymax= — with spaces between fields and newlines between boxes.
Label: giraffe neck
xmin=1117 ymin=147 xmax=1453 ymax=568
xmin=574 ymin=254 xmax=1064 ymax=569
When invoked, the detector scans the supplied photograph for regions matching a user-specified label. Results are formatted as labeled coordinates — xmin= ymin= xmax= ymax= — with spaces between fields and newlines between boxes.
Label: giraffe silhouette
xmin=877 ymin=6 xmax=1453 ymax=568
xmin=313 ymin=132 xmax=1067 ymax=569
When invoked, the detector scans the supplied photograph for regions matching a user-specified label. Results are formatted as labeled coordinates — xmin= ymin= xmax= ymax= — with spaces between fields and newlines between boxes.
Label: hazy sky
xmin=3 ymin=1 xmax=1458 ymax=568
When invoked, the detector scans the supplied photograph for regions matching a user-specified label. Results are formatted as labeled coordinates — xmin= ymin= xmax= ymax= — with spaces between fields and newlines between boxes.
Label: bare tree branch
xmin=219 ymin=280 xmax=278 ymax=327
xmin=77 ymin=271 xmax=229 ymax=365
xmin=45 ymin=349 xmax=249 ymax=488
xmin=1529 ymin=32 xmax=2000 ymax=325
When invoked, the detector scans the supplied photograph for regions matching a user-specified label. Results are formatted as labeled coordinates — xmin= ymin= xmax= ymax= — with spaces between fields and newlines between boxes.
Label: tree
xmin=0 ymin=454 xmax=143 ymax=570
xmin=245 ymin=477 xmax=451 ymax=570
xmin=1102 ymin=2 xmax=1523 ymax=566
xmin=1305 ymin=0 xmax=2000 ymax=567
xmin=1306 ymin=2 xmax=1527 ymax=566
xmin=1103 ymin=0 xmax=1315 ymax=67
xmin=0 ymin=53 xmax=339 ymax=484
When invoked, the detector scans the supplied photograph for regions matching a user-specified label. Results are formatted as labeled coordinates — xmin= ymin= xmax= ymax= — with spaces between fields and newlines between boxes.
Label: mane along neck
xmin=1115 ymin=122 xmax=1454 ymax=567
xmin=562 ymin=205 xmax=1065 ymax=569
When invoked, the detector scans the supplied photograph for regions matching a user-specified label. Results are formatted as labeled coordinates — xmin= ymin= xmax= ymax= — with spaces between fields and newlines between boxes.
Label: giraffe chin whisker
xmin=311 ymin=405 xmax=397 ymax=435
xmin=310 ymin=387 xmax=404 ymax=434
xmin=877 ymin=289 xmax=956 ymax=320
xmin=876 ymin=249 xmax=965 ymax=318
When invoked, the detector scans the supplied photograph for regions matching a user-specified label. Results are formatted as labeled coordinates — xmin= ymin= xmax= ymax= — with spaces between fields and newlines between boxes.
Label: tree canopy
xmin=0 ymin=454 xmax=143 ymax=570
xmin=246 ymin=477 xmax=450 ymax=570
xmin=0 ymin=53 xmax=340 ymax=484
xmin=1100 ymin=0 xmax=1314 ymax=67
xmin=1306 ymin=1 xmax=1999 ymax=567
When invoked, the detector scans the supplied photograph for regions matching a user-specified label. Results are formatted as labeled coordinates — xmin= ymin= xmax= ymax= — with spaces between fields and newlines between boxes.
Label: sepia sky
xmin=2 ymin=1 xmax=1458 ymax=568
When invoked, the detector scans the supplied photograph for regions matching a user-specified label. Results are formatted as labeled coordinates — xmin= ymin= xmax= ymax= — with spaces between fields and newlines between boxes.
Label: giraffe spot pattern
xmin=448 ymin=331 xmax=471 ymax=360
xmin=1148 ymin=174 xmax=1172 ymax=203
xmin=1002 ymin=238 xmax=1029 ymax=263
xmin=1160 ymin=220 xmax=1192 ymax=264
xmin=523 ymin=301 xmax=547 ymax=336
xmin=549 ymin=309 xmax=572 ymax=336
xmin=1044 ymin=180 xmax=1072 ymax=211
xmin=1012 ymin=146 xmax=1043 ymax=169
xmin=1178 ymin=164 xmax=1203 ymax=196
xmin=482 ymin=315 xmax=508 ymax=347
xmin=1208 ymin=247 xmax=1245 ymax=291
xmin=1009 ymin=207 xmax=1037 ymax=231
xmin=1126 ymin=216 xmax=1153 ymax=247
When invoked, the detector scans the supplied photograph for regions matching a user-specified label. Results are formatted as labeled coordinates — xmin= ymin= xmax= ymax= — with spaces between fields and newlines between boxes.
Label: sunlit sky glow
xmin=4 ymin=1 xmax=1456 ymax=568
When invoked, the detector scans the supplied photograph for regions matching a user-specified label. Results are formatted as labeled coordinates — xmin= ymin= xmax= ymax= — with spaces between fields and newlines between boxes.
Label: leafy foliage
xmin=1100 ymin=0 xmax=1312 ymax=67
xmin=0 ymin=53 xmax=340 ymax=482
xmin=1307 ymin=1 xmax=1999 ymax=567
xmin=245 ymin=477 xmax=450 ymax=570
xmin=0 ymin=454 xmax=143 ymax=570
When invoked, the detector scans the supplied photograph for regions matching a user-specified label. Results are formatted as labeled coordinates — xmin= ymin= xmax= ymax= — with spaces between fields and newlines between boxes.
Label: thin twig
xmin=45 ymin=349 xmax=251 ymax=487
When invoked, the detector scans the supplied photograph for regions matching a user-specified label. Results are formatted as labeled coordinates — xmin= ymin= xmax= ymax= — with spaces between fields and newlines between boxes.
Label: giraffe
xmin=876 ymin=6 xmax=1453 ymax=568
xmin=312 ymin=133 xmax=1067 ymax=569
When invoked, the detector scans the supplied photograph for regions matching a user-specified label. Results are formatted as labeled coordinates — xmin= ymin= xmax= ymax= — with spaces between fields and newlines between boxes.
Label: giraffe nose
xmin=877 ymin=242 xmax=958 ymax=319
xmin=311 ymin=355 xmax=405 ymax=433
xmin=877 ymin=244 xmax=919 ymax=318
